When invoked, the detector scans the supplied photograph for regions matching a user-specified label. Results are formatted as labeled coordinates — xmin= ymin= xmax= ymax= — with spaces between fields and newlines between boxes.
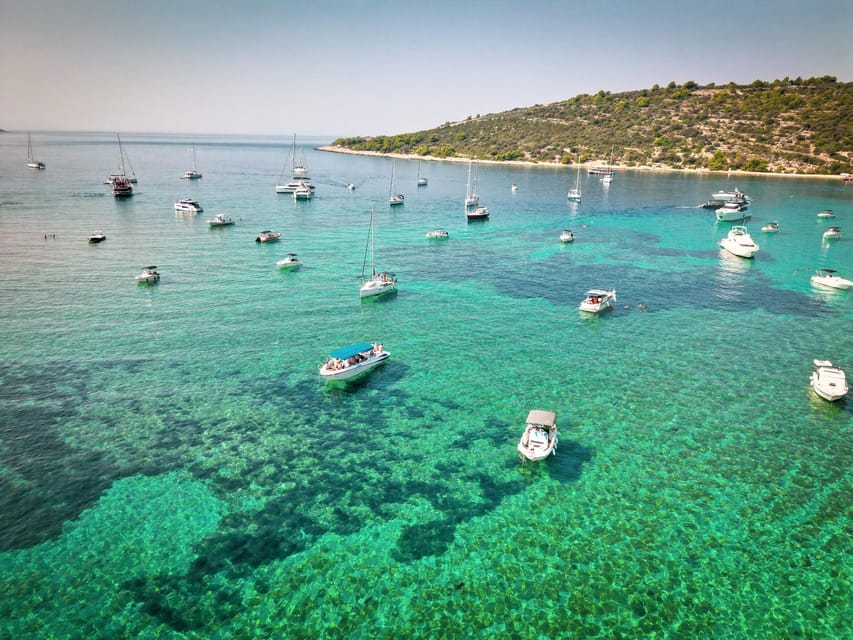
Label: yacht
xmin=810 ymin=268 xmax=853 ymax=290
xmin=112 ymin=176 xmax=133 ymax=198
xmin=174 ymin=198 xmax=203 ymax=213
xmin=817 ymin=209 xmax=835 ymax=218
xmin=465 ymin=159 xmax=479 ymax=207
xmin=823 ymin=226 xmax=841 ymax=240
xmin=277 ymin=253 xmax=301 ymax=270
xmin=719 ymin=225 xmax=759 ymax=258
xmin=207 ymin=213 xmax=234 ymax=227
xmin=712 ymin=188 xmax=751 ymax=203
xmin=715 ymin=202 xmax=751 ymax=222
xmin=560 ymin=229 xmax=575 ymax=243
xmin=517 ymin=410 xmax=558 ymax=461
xmin=511 ymin=184 xmax=519 ymax=192
xmin=134 ymin=266 xmax=160 ymax=284
xmin=319 ymin=342 xmax=390 ymax=381
xmin=276 ymin=135 xmax=315 ymax=193
xmin=810 ymin=360 xmax=848 ymax=402
xmin=293 ymin=183 xmax=313 ymax=200
xmin=26 ymin=132 xmax=46 ymax=169
xmin=426 ymin=228 xmax=449 ymax=239
xmin=417 ymin=161 xmax=428 ymax=186
xmin=579 ymin=289 xmax=616 ymax=313
xmin=466 ymin=205 xmax=489 ymax=221
xmin=566 ymin=154 xmax=582 ymax=200
xmin=360 ymin=206 xmax=397 ymax=299
xmin=256 ymin=230 xmax=282 ymax=243
xmin=388 ymin=160 xmax=404 ymax=206
xmin=180 ymin=145 xmax=202 ymax=179
xmin=88 ymin=231 xmax=107 ymax=243
xmin=761 ymin=221 xmax=780 ymax=232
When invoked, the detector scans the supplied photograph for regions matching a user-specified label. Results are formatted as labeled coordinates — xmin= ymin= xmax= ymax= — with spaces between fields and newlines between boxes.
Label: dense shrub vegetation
xmin=333 ymin=77 xmax=852 ymax=174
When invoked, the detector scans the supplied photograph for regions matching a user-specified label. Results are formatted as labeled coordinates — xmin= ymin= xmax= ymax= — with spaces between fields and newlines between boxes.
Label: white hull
xmin=811 ymin=274 xmax=853 ymax=290
xmin=579 ymin=289 xmax=616 ymax=313
xmin=360 ymin=278 xmax=397 ymax=298
xmin=320 ymin=352 xmax=389 ymax=381
xmin=719 ymin=226 xmax=759 ymax=258
xmin=181 ymin=171 xmax=202 ymax=180
xmin=715 ymin=207 xmax=752 ymax=222
xmin=277 ymin=260 xmax=301 ymax=270
xmin=810 ymin=361 xmax=848 ymax=401
xmin=517 ymin=411 xmax=558 ymax=461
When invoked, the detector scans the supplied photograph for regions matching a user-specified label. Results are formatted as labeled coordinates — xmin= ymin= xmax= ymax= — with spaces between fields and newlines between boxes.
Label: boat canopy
xmin=328 ymin=341 xmax=374 ymax=360
xmin=526 ymin=410 xmax=557 ymax=427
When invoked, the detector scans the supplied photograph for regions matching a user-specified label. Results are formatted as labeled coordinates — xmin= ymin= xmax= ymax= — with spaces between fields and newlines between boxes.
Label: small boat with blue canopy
xmin=319 ymin=341 xmax=389 ymax=381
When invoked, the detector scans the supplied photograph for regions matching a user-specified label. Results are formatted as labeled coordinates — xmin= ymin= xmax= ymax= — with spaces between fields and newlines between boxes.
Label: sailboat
xmin=110 ymin=134 xmax=133 ymax=197
xmin=275 ymin=134 xmax=314 ymax=193
xmin=465 ymin=159 xmax=489 ymax=220
xmin=464 ymin=159 xmax=479 ymax=207
xmin=26 ymin=132 xmax=46 ymax=169
xmin=567 ymin=154 xmax=582 ymax=200
xmin=360 ymin=205 xmax=397 ymax=298
xmin=389 ymin=160 xmax=404 ymax=206
xmin=181 ymin=145 xmax=202 ymax=179
xmin=417 ymin=161 xmax=428 ymax=186
xmin=105 ymin=133 xmax=137 ymax=184
xmin=601 ymin=147 xmax=614 ymax=184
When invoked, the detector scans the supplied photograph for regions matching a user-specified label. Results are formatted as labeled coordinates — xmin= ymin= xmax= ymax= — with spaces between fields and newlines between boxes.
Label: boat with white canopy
xmin=517 ymin=410 xmax=559 ymax=461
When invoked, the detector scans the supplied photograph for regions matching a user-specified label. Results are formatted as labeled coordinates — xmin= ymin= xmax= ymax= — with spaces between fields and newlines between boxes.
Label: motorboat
xmin=712 ymin=188 xmax=751 ymax=203
xmin=360 ymin=206 xmax=397 ymax=299
xmin=517 ymin=410 xmax=558 ymax=461
xmin=180 ymin=145 xmax=202 ymax=179
xmin=292 ymin=183 xmax=313 ymax=200
xmin=347 ymin=183 xmax=356 ymax=191
xmin=810 ymin=360 xmax=848 ymax=402
xmin=134 ymin=266 xmax=160 ymax=284
xmin=207 ymin=213 xmax=234 ymax=227
xmin=823 ymin=226 xmax=841 ymax=240
xmin=511 ymin=184 xmax=519 ymax=192
xmin=810 ymin=268 xmax=853 ymax=290
xmin=761 ymin=221 xmax=780 ymax=232
xmin=719 ymin=225 xmax=759 ymax=258
xmin=579 ymin=289 xmax=616 ymax=313
xmin=319 ymin=341 xmax=390 ymax=381
xmin=277 ymin=253 xmax=301 ymax=270
xmin=426 ymin=228 xmax=449 ymax=239
xmin=715 ymin=202 xmax=751 ymax=221
xmin=700 ymin=200 xmax=726 ymax=210
xmin=174 ymin=198 xmax=203 ymax=213
xmin=26 ymin=132 xmax=46 ymax=169
xmin=88 ymin=231 xmax=107 ymax=243
xmin=560 ymin=229 xmax=575 ymax=243
xmin=256 ymin=230 xmax=282 ymax=243
xmin=817 ymin=209 xmax=835 ymax=218
xmin=112 ymin=176 xmax=133 ymax=198
xmin=466 ymin=205 xmax=489 ymax=221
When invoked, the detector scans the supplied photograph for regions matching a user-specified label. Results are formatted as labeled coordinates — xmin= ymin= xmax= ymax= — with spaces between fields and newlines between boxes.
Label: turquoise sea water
xmin=1 ymin=132 xmax=850 ymax=639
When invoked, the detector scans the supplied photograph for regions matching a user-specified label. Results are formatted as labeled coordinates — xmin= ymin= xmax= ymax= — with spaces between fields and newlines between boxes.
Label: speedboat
xmin=817 ymin=209 xmax=835 ymax=218
xmin=810 ymin=360 xmax=848 ymax=402
xmin=579 ymin=289 xmax=616 ymax=313
xmin=88 ymin=231 xmax=107 ymax=243
xmin=277 ymin=253 xmax=301 ymax=270
xmin=426 ymin=228 xmax=449 ymax=239
xmin=823 ymin=226 xmax=841 ymax=240
xmin=174 ymin=198 xmax=203 ymax=213
xmin=256 ymin=230 xmax=282 ymax=243
xmin=715 ymin=202 xmax=752 ymax=221
xmin=207 ymin=213 xmax=234 ymax=227
xmin=712 ymin=188 xmax=751 ymax=203
xmin=761 ymin=221 xmax=779 ymax=232
xmin=319 ymin=342 xmax=390 ymax=381
xmin=517 ymin=410 xmax=558 ymax=461
xmin=560 ymin=229 xmax=575 ymax=243
xmin=810 ymin=269 xmax=853 ymax=290
xmin=719 ymin=225 xmax=759 ymax=258
xmin=134 ymin=266 xmax=160 ymax=284
xmin=701 ymin=200 xmax=726 ymax=210
xmin=360 ymin=271 xmax=397 ymax=298
xmin=466 ymin=205 xmax=489 ymax=221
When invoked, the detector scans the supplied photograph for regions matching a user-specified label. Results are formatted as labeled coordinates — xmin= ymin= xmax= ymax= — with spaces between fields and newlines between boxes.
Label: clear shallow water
xmin=0 ymin=131 xmax=850 ymax=638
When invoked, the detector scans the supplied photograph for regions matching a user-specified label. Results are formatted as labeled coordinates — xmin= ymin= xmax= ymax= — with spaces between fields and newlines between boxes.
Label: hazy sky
xmin=2 ymin=0 xmax=850 ymax=137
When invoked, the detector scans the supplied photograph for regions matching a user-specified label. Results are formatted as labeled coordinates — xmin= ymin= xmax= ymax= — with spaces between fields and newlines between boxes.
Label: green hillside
xmin=332 ymin=76 xmax=852 ymax=175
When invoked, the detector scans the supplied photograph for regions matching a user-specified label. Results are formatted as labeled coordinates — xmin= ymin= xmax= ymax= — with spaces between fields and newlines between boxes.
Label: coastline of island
xmin=317 ymin=145 xmax=846 ymax=181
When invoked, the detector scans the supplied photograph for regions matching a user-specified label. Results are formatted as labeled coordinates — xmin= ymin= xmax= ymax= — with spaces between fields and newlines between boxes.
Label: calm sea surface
xmin=1 ymin=131 xmax=850 ymax=638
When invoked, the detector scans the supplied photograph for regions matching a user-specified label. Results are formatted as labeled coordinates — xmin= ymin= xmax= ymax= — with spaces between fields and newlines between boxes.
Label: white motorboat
xmin=712 ymin=188 xmax=751 ymax=203
xmin=467 ymin=205 xmax=489 ymax=221
xmin=292 ymin=183 xmax=313 ymax=200
xmin=388 ymin=160 xmax=404 ymax=206
xmin=277 ymin=253 xmax=301 ymax=270
xmin=810 ymin=360 xmax=848 ymax=402
xmin=715 ymin=202 xmax=752 ymax=221
xmin=174 ymin=198 xmax=203 ymax=213
xmin=823 ymin=226 xmax=841 ymax=240
xmin=560 ymin=229 xmax=575 ymax=243
xmin=761 ymin=221 xmax=779 ymax=232
xmin=319 ymin=341 xmax=390 ymax=381
xmin=360 ymin=205 xmax=397 ymax=299
xmin=207 ymin=213 xmax=234 ymax=227
xmin=88 ymin=231 xmax=107 ymax=243
xmin=256 ymin=230 xmax=282 ymax=243
xmin=26 ymin=132 xmax=46 ymax=169
xmin=719 ymin=225 xmax=759 ymax=258
xmin=426 ymin=228 xmax=449 ymax=239
xmin=135 ymin=266 xmax=160 ymax=284
xmin=180 ymin=145 xmax=202 ymax=179
xmin=810 ymin=269 xmax=853 ymax=290
xmin=817 ymin=209 xmax=835 ymax=218
xmin=579 ymin=289 xmax=616 ymax=313
xmin=511 ymin=184 xmax=519 ymax=192
xmin=517 ymin=410 xmax=558 ymax=461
